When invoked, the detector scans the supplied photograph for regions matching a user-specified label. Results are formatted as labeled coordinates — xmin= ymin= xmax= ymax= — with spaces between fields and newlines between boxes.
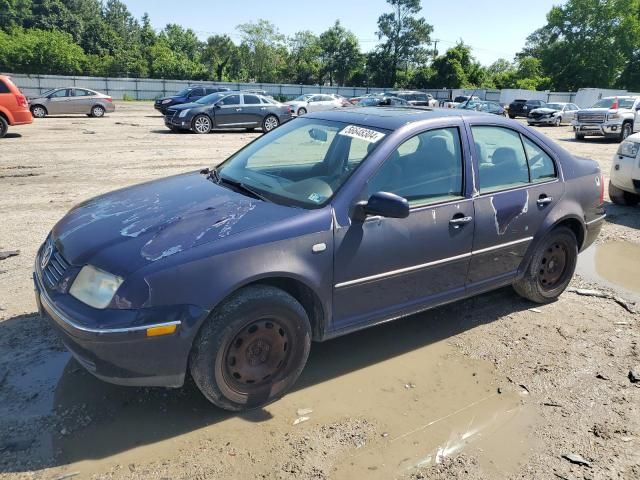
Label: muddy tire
xmin=0 ymin=116 xmax=7 ymax=138
xmin=513 ymin=226 xmax=578 ymax=304
xmin=190 ymin=285 xmax=312 ymax=411
xmin=609 ymin=181 xmax=640 ymax=206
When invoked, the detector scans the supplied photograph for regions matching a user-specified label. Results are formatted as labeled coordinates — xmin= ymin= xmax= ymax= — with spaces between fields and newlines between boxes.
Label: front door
xmin=213 ymin=94 xmax=244 ymax=127
xmin=333 ymin=125 xmax=475 ymax=330
xmin=46 ymin=89 xmax=72 ymax=115
xmin=467 ymin=124 xmax=564 ymax=290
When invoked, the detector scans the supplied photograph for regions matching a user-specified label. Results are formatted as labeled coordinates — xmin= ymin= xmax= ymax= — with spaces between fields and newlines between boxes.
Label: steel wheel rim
xmin=298 ymin=108 xmax=306 ymax=115
xmin=33 ymin=107 xmax=45 ymax=118
xmin=195 ymin=116 xmax=210 ymax=133
xmin=538 ymin=241 xmax=569 ymax=290
xmin=94 ymin=107 xmax=104 ymax=117
xmin=223 ymin=318 xmax=291 ymax=393
xmin=265 ymin=117 xmax=278 ymax=131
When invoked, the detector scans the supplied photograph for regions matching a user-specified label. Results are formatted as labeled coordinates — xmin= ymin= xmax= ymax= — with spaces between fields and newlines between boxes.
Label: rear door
xmin=467 ymin=124 xmax=563 ymax=291
xmin=239 ymin=94 xmax=264 ymax=127
xmin=69 ymin=89 xmax=91 ymax=113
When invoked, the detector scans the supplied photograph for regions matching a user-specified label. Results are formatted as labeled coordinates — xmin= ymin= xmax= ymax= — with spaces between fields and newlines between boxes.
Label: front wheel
xmin=0 ymin=116 xmax=8 ymax=138
xmin=555 ymin=116 xmax=562 ymax=127
xmin=262 ymin=115 xmax=279 ymax=132
xmin=513 ymin=226 xmax=578 ymax=304
xmin=90 ymin=105 xmax=105 ymax=118
xmin=609 ymin=181 xmax=640 ymax=206
xmin=620 ymin=122 xmax=633 ymax=141
xmin=190 ymin=285 xmax=312 ymax=411
xmin=575 ymin=131 xmax=585 ymax=140
xmin=192 ymin=114 xmax=212 ymax=134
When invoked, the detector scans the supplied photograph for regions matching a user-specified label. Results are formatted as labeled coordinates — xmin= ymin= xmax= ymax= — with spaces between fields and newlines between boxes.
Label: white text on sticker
xmin=339 ymin=125 xmax=386 ymax=143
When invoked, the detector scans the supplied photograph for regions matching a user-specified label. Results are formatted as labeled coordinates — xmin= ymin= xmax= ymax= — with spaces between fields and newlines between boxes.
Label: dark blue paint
xmin=36 ymin=107 xmax=605 ymax=388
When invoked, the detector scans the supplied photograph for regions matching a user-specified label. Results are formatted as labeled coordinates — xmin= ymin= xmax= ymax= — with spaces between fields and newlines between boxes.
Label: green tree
xmin=202 ymin=35 xmax=237 ymax=81
xmin=287 ymin=31 xmax=322 ymax=84
xmin=0 ymin=0 xmax=31 ymax=30
xmin=376 ymin=0 xmax=433 ymax=87
xmin=523 ymin=0 xmax=640 ymax=90
xmin=318 ymin=20 xmax=362 ymax=86
xmin=430 ymin=42 xmax=484 ymax=88
xmin=237 ymin=19 xmax=286 ymax=82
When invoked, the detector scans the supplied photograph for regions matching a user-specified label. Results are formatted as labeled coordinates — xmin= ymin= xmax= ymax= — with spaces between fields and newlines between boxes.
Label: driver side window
xmin=367 ymin=127 xmax=464 ymax=206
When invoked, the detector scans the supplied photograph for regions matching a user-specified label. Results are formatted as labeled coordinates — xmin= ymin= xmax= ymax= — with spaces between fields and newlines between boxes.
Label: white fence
xmin=5 ymin=72 xmax=638 ymax=107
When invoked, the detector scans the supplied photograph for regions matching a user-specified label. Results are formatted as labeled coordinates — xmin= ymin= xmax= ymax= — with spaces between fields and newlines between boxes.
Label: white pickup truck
xmin=573 ymin=96 xmax=640 ymax=142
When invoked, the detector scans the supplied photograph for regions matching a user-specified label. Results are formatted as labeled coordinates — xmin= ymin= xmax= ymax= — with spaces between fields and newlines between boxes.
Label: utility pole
xmin=432 ymin=39 xmax=439 ymax=60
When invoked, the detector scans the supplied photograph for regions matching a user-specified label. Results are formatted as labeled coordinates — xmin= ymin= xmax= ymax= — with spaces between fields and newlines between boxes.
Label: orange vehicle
xmin=0 ymin=75 xmax=32 ymax=138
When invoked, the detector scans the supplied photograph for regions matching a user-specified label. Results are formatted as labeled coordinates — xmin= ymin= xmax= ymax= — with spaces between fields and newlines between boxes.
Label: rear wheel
xmin=262 ymin=115 xmax=279 ymax=132
xmin=90 ymin=105 xmax=105 ymax=118
xmin=513 ymin=226 xmax=578 ymax=304
xmin=31 ymin=105 xmax=47 ymax=118
xmin=609 ymin=181 xmax=640 ymax=206
xmin=192 ymin=114 xmax=212 ymax=134
xmin=297 ymin=107 xmax=307 ymax=116
xmin=190 ymin=285 xmax=312 ymax=411
xmin=0 ymin=116 xmax=8 ymax=138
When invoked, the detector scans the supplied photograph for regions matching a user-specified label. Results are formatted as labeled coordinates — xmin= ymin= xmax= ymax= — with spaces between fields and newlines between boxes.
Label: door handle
xmin=235 ymin=108 xmax=242 ymax=112
xmin=261 ymin=107 xmax=266 ymax=110
xmin=449 ymin=215 xmax=473 ymax=227
xmin=537 ymin=195 xmax=553 ymax=206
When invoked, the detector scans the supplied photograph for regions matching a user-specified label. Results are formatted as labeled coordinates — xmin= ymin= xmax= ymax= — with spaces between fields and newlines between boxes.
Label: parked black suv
xmin=508 ymin=99 xmax=547 ymax=119
xmin=155 ymin=85 xmax=230 ymax=114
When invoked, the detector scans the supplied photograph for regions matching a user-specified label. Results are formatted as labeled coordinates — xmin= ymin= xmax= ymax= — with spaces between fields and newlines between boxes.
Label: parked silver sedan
xmin=29 ymin=88 xmax=115 ymax=118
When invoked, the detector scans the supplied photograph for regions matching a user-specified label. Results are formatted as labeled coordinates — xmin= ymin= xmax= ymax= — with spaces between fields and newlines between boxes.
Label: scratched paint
xmin=489 ymin=190 xmax=529 ymax=235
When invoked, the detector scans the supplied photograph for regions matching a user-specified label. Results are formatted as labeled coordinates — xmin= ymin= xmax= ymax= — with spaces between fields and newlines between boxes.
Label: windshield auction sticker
xmin=339 ymin=125 xmax=386 ymax=143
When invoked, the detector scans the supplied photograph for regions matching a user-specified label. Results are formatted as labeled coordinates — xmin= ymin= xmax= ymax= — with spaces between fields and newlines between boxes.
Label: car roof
xmin=306 ymin=107 xmax=487 ymax=130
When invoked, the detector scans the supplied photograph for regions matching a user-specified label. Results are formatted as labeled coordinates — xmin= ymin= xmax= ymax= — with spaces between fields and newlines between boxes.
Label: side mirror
xmin=356 ymin=192 xmax=410 ymax=220
xmin=308 ymin=128 xmax=328 ymax=142
xmin=215 ymin=103 xmax=222 ymax=108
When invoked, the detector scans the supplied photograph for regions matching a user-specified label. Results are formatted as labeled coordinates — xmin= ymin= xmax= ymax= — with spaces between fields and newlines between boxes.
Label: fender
xmin=0 ymin=104 xmax=14 ymax=124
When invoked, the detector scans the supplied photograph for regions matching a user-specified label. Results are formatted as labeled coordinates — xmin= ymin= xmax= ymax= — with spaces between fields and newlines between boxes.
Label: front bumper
xmin=528 ymin=116 xmax=556 ymax=125
xmin=573 ymin=121 xmax=623 ymax=137
xmin=164 ymin=113 xmax=192 ymax=130
xmin=154 ymin=104 xmax=170 ymax=114
xmin=33 ymin=256 xmax=206 ymax=388
xmin=610 ymin=154 xmax=640 ymax=194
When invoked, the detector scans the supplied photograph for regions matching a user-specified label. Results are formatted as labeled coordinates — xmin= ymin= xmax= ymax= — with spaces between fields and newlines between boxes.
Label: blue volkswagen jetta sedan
xmin=34 ymin=107 xmax=606 ymax=411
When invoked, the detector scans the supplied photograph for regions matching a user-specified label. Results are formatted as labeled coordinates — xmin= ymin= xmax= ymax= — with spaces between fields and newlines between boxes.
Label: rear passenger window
xmin=472 ymin=126 xmax=557 ymax=193
xmin=367 ymin=127 xmax=464 ymax=205
xmin=0 ymin=80 xmax=10 ymax=94
xmin=243 ymin=95 xmax=261 ymax=105
xmin=523 ymin=136 xmax=556 ymax=182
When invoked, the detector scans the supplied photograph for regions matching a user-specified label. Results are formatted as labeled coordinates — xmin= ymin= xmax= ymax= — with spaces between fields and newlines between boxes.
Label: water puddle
xmin=577 ymin=241 xmax=640 ymax=300
xmin=3 ymin=297 xmax=536 ymax=478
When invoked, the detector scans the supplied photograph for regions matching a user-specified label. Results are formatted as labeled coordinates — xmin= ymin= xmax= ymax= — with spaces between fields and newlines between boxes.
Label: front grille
xmin=530 ymin=112 xmax=547 ymax=119
xmin=39 ymin=239 xmax=70 ymax=288
xmin=165 ymin=109 xmax=177 ymax=120
xmin=577 ymin=112 xmax=606 ymax=124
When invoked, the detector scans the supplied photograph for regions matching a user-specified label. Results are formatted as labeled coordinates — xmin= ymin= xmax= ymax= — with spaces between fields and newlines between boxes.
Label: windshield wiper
xmin=219 ymin=176 xmax=270 ymax=202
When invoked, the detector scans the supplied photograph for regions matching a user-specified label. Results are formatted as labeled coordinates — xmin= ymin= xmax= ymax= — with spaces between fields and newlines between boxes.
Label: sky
xmin=124 ymin=0 xmax=564 ymax=66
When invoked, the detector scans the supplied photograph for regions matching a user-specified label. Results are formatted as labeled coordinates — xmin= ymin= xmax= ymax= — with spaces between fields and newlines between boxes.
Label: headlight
xmin=179 ymin=109 xmax=190 ymax=118
xmin=617 ymin=141 xmax=640 ymax=158
xmin=608 ymin=112 xmax=621 ymax=120
xmin=69 ymin=265 xmax=123 ymax=309
xmin=161 ymin=99 xmax=172 ymax=105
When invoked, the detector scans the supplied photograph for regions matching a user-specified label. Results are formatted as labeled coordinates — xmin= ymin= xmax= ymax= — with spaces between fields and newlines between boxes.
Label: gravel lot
xmin=0 ymin=103 xmax=639 ymax=479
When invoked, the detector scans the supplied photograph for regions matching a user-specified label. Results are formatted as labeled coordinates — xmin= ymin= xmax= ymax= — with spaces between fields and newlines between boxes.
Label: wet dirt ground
xmin=0 ymin=104 xmax=639 ymax=479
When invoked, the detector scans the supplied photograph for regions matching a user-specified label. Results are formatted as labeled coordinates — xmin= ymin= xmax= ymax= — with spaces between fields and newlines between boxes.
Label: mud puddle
xmin=2 ymin=307 xmax=535 ymax=479
xmin=577 ymin=241 xmax=640 ymax=300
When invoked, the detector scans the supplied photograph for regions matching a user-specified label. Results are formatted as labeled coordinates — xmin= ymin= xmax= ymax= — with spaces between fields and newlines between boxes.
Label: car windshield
xmin=592 ymin=98 xmax=636 ymax=109
xmin=174 ymin=88 xmax=193 ymax=97
xmin=294 ymin=94 xmax=312 ymax=102
xmin=546 ymin=103 xmax=564 ymax=110
xmin=196 ymin=92 xmax=226 ymax=105
xmin=217 ymin=118 xmax=388 ymax=208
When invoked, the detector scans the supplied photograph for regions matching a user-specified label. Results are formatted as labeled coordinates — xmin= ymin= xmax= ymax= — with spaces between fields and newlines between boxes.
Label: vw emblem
xmin=41 ymin=243 xmax=53 ymax=270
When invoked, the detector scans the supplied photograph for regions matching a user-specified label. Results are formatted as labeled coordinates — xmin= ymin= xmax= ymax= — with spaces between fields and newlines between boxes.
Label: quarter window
xmin=367 ymin=127 xmax=464 ymax=205
xmin=0 ymin=80 xmax=10 ymax=94
xmin=472 ymin=126 xmax=557 ymax=193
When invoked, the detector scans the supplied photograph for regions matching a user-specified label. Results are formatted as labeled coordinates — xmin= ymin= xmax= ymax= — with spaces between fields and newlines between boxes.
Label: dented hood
xmin=51 ymin=172 xmax=303 ymax=276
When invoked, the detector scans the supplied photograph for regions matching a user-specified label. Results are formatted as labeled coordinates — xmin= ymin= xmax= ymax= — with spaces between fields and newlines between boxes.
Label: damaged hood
xmin=51 ymin=172 xmax=304 ymax=276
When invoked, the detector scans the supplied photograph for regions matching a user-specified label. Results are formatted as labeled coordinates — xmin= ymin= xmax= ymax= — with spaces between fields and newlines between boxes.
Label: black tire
xmin=575 ymin=131 xmax=585 ymax=140
xmin=90 ymin=105 xmax=105 ymax=118
xmin=508 ymin=114 xmax=516 ymax=119
xmin=555 ymin=116 xmax=562 ymax=127
xmin=0 ymin=116 xmax=8 ymax=139
xmin=620 ymin=122 xmax=633 ymax=142
xmin=192 ymin=114 xmax=212 ymax=134
xmin=190 ymin=285 xmax=312 ymax=411
xmin=262 ymin=115 xmax=279 ymax=132
xmin=30 ymin=105 xmax=47 ymax=118
xmin=245 ymin=127 xmax=256 ymax=132
xmin=609 ymin=181 xmax=640 ymax=206
xmin=297 ymin=107 xmax=307 ymax=116
xmin=513 ymin=226 xmax=578 ymax=304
